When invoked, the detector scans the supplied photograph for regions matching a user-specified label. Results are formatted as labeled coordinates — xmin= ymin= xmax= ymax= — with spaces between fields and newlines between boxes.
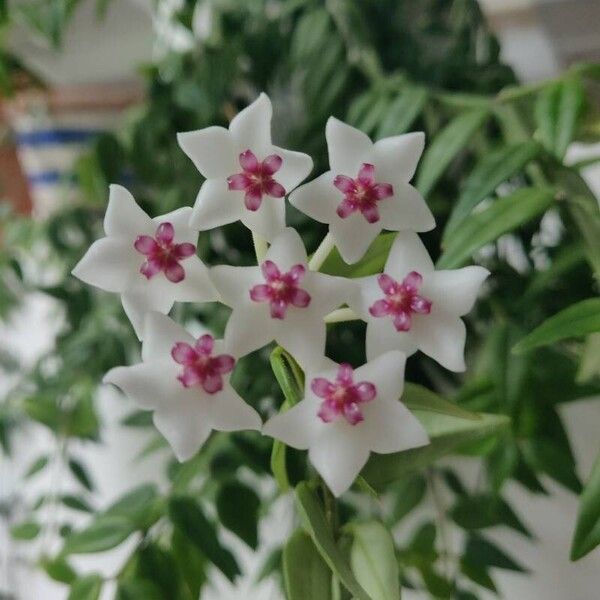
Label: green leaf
xmin=295 ymin=483 xmax=370 ymax=600
xmin=172 ymin=529 xmax=206 ymax=598
xmin=136 ymin=543 xmax=181 ymax=599
xmin=444 ymin=141 xmax=540 ymax=240
xmin=402 ymin=383 xmax=479 ymax=420
xmin=41 ymin=557 xmax=77 ymax=584
xmin=571 ymin=452 xmax=600 ymax=560
xmin=376 ymin=85 xmax=428 ymax=138
xmin=283 ymin=529 xmax=333 ymax=600
xmin=349 ymin=521 xmax=400 ymax=600
xmin=11 ymin=521 xmax=41 ymax=540
xmin=464 ymin=534 xmax=527 ymax=572
xmin=389 ymin=475 xmax=427 ymax=523
xmin=437 ymin=186 xmax=555 ymax=269
xmin=577 ymin=333 xmax=600 ymax=384
xmin=513 ymin=298 xmax=600 ymax=353
xmin=115 ymin=580 xmax=163 ymax=600
xmin=105 ymin=484 xmax=160 ymax=528
xmin=416 ymin=109 xmax=490 ymax=197
xmin=216 ymin=481 xmax=260 ymax=549
xmin=25 ymin=455 xmax=49 ymax=478
xmin=67 ymin=574 xmax=103 ymax=600
xmin=63 ymin=516 xmax=135 ymax=554
xmin=362 ymin=412 xmax=509 ymax=490
xmin=169 ymin=496 xmax=240 ymax=582
xmin=62 ymin=495 xmax=94 ymax=513
xmin=68 ymin=459 xmax=95 ymax=492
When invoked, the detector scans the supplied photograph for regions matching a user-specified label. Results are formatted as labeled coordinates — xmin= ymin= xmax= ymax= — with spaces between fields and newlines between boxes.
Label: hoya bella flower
xmin=289 ymin=117 xmax=435 ymax=264
xmin=263 ymin=351 xmax=429 ymax=496
xmin=353 ymin=232 xmax=489 ymax=372
xmin=210 ymin=228 xmax=351 ymax=369
xmin=178 ymin=93 xmax=313 ymax=241
xmin=72 ymin=185 xmax=219 ymax=338
xmin=104 ymin=312 xmax=261 ymax=461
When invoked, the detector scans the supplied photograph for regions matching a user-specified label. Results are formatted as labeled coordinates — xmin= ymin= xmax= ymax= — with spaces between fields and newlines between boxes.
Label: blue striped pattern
xmin=16 ymin=128 xmax=103 ymax=147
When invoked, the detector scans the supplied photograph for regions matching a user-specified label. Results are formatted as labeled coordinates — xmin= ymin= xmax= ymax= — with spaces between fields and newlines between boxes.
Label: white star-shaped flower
xmin=211 ymin=228 xmax=350 ymax=369
xmin=104 ymin=312 xmax=262 ymax=461
xmin=352 ymin=232 xmax=489 ymax=372
xmin=178 ymin=93 xmax=313 ymax=241
xmin=289 ymin=117 xmax=435 ymax=264
xmin=72 ymin=185 xmax=218 ymax=338
xmin=263 ymin=351 xmax=428 ymax=496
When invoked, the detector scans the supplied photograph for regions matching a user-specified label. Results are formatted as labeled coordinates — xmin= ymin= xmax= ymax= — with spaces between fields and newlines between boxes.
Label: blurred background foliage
xmin=0 ymin=0 xmax=599 ymax=599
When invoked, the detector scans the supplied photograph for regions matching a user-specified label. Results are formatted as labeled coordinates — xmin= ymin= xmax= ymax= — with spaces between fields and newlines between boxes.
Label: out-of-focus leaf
xmin=25 ymin=455 xmax=49 ymax=478
xmin=295 ymin=483 xmax=370 ymax=600
xmin=389 ymin=475 xmax=427 ymax=523
xmin=376 ymin=85 xmax=428 ymax=138
xmin=41 ymin=556 xmax=77 ymax=584
xmin=349 ymin=521 xmax=400 ymax=600
xmin=437 ymin=186 xmax=555 ymax=269
xmin=68 ymin=459 xmax=95 ymax=492
xmin=416 ymin=109 xmax=490 ymax=197
xmin=577 ymin=333 xmax=600 ymax=383
xmin=105 ymin=484 xmax=160 ymax=528
xmin=464 ymin=534 xmax=527 ymax=572
xmin=11 ymin=521 xmax=41 ymax=540
xmin=402 ymin=383 xmax=479 ymax=420
xmin=283 ymin=529 xmax=332 ymax=600
xmin=67 ymin=574 xmax=103 ymax=600
xmin=115 ymin=580 xmax=163 ymax=600
xmin=63 ymin=516 xmax=135 ymax=554
xmin=571 ymin=452 xmax=600 ymax=560
xmin=62 ymin=495 xmax=94 ymax=513
xmin=172 ymin=529 xmax=206 ymax=598
xmin=216 ymin=481 xmax=260 ymax=549
xmin=513 ymin=298 xmax=600 ymax=353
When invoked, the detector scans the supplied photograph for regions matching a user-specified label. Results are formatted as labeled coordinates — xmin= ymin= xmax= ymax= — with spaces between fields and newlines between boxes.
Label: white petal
xmin=265 ymin=228 xmax=308 ymax=270
xmin=210 ymin=265 xmax=261 ymax=307
xmin=378 ymin=183 xmax=435 ymax=232
xmin=329 ymin=214 xmax=381 ymax=265
xmin=361 ymin=399 xmax=429 ymax=454
xmin=272 ymin=146 xmax=313 ymax=192
xmin=224 ymin=304 xmax=276 ymax=357
xmin=262 ymin=398 xmax=322 ymax=450
xmin=121 ymin=280 xmax=175 ymax=339
xmin=274 ymin=309 xmax=327 ymax=372
xmin=104 ymin=185 xmax=153 ymax=238
xmin=142 ymin=312 xmax=194 ymax=362
xmin=354 ymin=351 xmax=406 ymax=403
xmin=72 ymin=237 xmax=138 ymax=293
xmin=373 ymin=132 xmax=425 ymax=183
xmin=309 ymin=429 xmax=370 ymax=497
xmin=304 ymin=272 xmax=354 ymax=316
xmin=209 ymin=389 xmax=262 ymax=432
xmin=172 ymin=256 xmax=220 ymax=303
xmin=353 ymin=276 xmax=382 ymax=321
xmin=288 ymin=171 xmax=340 ymax=224
xmin=422 ymin=266 xmax=489 ymax=316
xmin=154 ymin=206 xmax=197 ymax=245
xmin=177 ymin=126 xmax=237 ymax=178
xmin=326 ymin=117 xmax=373 ymax=175
xmin=366 ymin=319 xmax=418 ymax=361
xmin=229 ymin=93 xmax=273 ymax=157
xmin=240 ymin=196 xmax=286 ymax=241
xmin=103 ymin=360 xmax=180 ymax=411
xmin=411 ymin=312 xmax=467 ymax=372
xmin=189 ymin=179 xmax=245 ymax=231
xmin=384 ymin=231 xmax=434 ymax=280
xmin=153 ymin=402 xmax=212 ymax=462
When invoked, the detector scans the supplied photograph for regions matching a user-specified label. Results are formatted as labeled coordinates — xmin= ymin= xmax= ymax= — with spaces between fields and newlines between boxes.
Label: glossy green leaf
xmin=295 ymin=483 xmax=370 ymax=600
xmin=376 ymin=85 xmax=428 ymax=138
xmin=67 ymin=574 xmax=102 ymax=600
xmin=349 ymin=521 xmax=400 ymax=600
xmin=416 ymin=109 xmax=489 ymax=197
xmin=63 ymin=516 xmax=135 ymax=554
xmin=438 ymin=186 xmax=555 ymax=269
xmin=402 ymin=383 xmax=479 ymax=420
xmin=444 ymin=141 xmax=540 ymax=240
xmin=513 ymin=298 xmax=600 ymax=353
xmin=169 ymin=496 xmax=240 ymax=582
xmin=283 ymin=529 xmax=333 ymax=600
xmin=216 ymin=481 xmax=260 ymax=549
xmin=571 ymin=452 xmax=600 ymax=560
xmin=362 ymin=412 xmax=509 ymax=490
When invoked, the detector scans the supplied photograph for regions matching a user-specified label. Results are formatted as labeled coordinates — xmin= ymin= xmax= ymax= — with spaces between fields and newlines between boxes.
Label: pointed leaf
xmin=68 ymin=574 xmax=103 ymax=600
xmin=571 ymin=452 xmax=600 ymax=560
xmin=402 ymin=383 xmax=479 ymax=420
xmin=376 ymin=85 xmax=428 ymax=138
xmin=216 ymin=481 xmax=260 ymax=549
xmin=63 ymin=516 xmax=135 ymax=554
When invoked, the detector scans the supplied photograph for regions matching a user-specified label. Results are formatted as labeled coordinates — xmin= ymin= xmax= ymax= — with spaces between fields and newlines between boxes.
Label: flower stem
xmin=252 ymin=232 xmax=268 ymax=263
xmin=308 ymin=232 xmax=335 ymax=271
xmin=324 ymin=307 xmax=360 ymax=324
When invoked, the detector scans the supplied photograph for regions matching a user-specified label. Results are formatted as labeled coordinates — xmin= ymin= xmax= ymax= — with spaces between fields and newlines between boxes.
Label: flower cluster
xmin=74 ymin=93 xmax=489 ymax=496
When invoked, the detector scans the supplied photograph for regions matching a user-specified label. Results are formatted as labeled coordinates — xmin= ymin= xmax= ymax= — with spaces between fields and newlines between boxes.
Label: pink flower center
xmin=171 ymin=334 xmax=235 ymax=394
xmin=134 ymin=222 xmax=196 ymax=283
xmin=369 ymin=272 xmax=432 ymax=332
xmin=312 ymin=363 xmax=377 ymax=425
xmin=334 ymin=163 xmax=393 ymax=224
xmin=249 ymin=260 xmax=311 ymax=319
xmin=227 ymin=149 xmax=286 ymax=212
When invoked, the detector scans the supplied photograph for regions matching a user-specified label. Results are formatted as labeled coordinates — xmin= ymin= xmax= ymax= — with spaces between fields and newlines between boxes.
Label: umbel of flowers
xmin=73 ymin=93 xmax=489 ymax=497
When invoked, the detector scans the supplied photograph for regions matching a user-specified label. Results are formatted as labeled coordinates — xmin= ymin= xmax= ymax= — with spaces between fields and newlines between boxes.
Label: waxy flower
xmin=353 ymin=232 xmax=489 ymax=371
xmin=289 ymin=117 xmax=435 ymax=264
xmin=72 ymin=185 xmax=218 ymax=338
xmin=178 ymin=93 xmax=313 ymax=240
xmin=104 ymin=312 xmax=261 ymax=461
xmin=263 ymin=351 xmax=428 ymax=496
xmin=210 ymin=228 xmax=350 ymax=369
